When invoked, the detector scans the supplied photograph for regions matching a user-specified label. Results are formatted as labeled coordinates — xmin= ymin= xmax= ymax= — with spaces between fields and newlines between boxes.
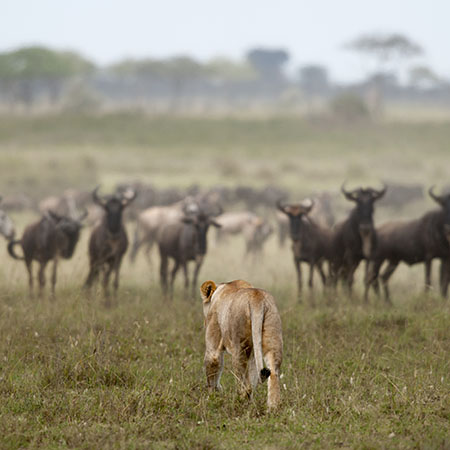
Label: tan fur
xmin=200 ymin=279 xmax=283 ymax=410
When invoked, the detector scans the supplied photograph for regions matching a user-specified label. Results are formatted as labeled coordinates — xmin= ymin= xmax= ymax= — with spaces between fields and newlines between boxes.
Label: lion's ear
xmin=200 ymin=280 xmax=217 ymax=303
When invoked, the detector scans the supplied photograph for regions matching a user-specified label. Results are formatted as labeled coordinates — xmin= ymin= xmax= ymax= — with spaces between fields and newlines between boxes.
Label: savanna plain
xmin=0 ymin=113 xmax=449 ymax=449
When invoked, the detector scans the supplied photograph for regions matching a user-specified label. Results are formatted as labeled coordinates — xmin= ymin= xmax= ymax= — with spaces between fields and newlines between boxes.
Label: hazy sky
xmin=1 ymin=0 xmax=447 ymax=82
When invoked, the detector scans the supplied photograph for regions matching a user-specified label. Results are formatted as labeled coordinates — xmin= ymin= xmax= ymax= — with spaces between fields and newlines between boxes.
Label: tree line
xmin=0 ymin=32 xmax=447 ymax=115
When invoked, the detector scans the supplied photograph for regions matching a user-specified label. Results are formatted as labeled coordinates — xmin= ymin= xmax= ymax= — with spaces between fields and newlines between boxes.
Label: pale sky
xmin=1 ymin=0 xmax=447 ymax=82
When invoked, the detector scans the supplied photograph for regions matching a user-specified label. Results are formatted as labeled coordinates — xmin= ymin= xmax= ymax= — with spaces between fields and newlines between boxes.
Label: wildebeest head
xmin=47 ymin=210 xmax=87 ymax=258
xmin=182 ymin=211 xmax=222 ymax=255
xmin=429 ymin=186 xmax=450 ymax=245
xmin=93 ymin=186 xmax=137 ymax=234
xmin=341 ymin=184 xmax=386 ymax=257
xmin=276 ymin=198 xmax=314 ymax=241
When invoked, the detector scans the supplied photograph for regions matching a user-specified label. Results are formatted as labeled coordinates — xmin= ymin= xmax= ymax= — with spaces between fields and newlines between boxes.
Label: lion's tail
xmin=251 ymin=299 xmax=270 ymax=383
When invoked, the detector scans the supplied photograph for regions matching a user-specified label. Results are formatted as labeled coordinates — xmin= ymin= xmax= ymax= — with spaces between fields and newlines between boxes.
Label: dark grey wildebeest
xmin=84 ymin=186 xmax=136 ymax=298
xmin=330 ymin=184 xmax=386 ymax=297
xmin=366 ymin=187 xmax=450 ymax=302
xmin=8 ymin=211 xmax=85 ymax=297
xmin=158 ymin=208 xmax=221 ymax=298
xmin=277 ymin=199 xmax=333 ymax=300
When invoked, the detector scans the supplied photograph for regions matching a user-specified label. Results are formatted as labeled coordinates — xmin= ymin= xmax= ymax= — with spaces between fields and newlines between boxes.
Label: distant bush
xmin=330 ymin=93 xmax=370 ymax=122
xmin=61 ymin=81 xmax=103 ymax=113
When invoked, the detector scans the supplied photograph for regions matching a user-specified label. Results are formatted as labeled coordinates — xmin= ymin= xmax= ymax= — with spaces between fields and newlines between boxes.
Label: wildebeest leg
xmin=317 ymin=261 xmax=327 ymax=288
xmin=102 ymin=261 xmax=114 ymax=299
xmin=85 ymin=262 xmax=100 ymax=291
xmin=308 ymin=263 xmax=314 ymax=289
xmin=363 ymin=260 xmax=372 ymax=303
xmin=424 ymin=259 xmax=432 ymax=292
xmin=182 ymin=262 xmax=189 ymax=292
xmin=364 ymin=260 xmax=375 ymax=302
xmin=160 ymin=254 xmax=168 ymax=294
xmin=368 ymin=259 xmax=383 ymax=298
xmin=112 ymin=257 xmax=123 ymax=296
xmin=50 ymin=258 xmax=58 ymax=299
xmin=25 ymin=259 xmax=34 ymax=298
xmin=294 ymin=257 xmax=302 ymax=301
xmin=38 ymin=261 xmax=48 ymax=298
xmin=129 ymin=227 xmax=141 ymax=263
xmin=144 ymin=240 xmax=154 ymax=266
xmin=345 ymin=261 xmax=359 ymax=299
xmin=381 ymin=260 xmax=398 ymax=304
xmin=169 ymin=260 xmax=180 ymax=298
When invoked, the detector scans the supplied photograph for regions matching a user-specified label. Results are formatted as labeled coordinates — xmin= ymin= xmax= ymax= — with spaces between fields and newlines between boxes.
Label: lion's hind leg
xmin=204 ymin=337 xmax=224 ymax=391
xmin=264 ymin=351 xmax=282 ymax=410
xmin=232 ymin=346 xmax=252 ymax=399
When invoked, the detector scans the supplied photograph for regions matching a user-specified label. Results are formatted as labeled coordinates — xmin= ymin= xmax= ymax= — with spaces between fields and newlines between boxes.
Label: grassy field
xmin=0 ymin=113 xmax=449 ymax=448
xmin=1 ymin=112 xmax=450 ymax=198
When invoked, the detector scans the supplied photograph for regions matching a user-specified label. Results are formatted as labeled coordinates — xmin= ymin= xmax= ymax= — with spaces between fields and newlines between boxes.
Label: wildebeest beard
xmin=60 ymin=228 xmax=81 ymax=259
xmin=359 ymin=223 xmax=373 ymax=258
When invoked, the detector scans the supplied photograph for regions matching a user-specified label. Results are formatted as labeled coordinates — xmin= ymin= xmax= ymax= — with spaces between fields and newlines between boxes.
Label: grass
xmin=0 ymin=232 xmax=449 ymax=449
xmin=0 ymin=112 xmax=449 ymax=448
xmin=1 ymin=113 xmax=450 ymax=197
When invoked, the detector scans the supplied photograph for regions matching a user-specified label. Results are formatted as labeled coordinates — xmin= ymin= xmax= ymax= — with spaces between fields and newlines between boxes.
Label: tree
xmin=205 ymin=57 xmax=257 ymax=83
xmin=298 ymin=65 xmax=329 ymax=95
xmin=344 ymin=32 xmax=423 ymax=115
xmin=298 ymin=64 xmax=330 ymax=116
xmin=0 ymin=46 xmax=95 ymax=107
xmin=345 ymin=33 xmax=423 ymax=66
xmin=408 ymin=65 xmax=441 ymax=90
xmin=246 ymin=48 xmax=289 ymax=82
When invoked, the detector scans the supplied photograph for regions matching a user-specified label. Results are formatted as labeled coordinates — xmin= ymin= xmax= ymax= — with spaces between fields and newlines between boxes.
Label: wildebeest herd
xmin=1 ymin=182 xmax=450 ymax=303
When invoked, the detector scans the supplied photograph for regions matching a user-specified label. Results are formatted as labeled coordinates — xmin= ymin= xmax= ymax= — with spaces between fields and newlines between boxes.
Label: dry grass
xmin=0 ymin=232 xmax=449 ymax=449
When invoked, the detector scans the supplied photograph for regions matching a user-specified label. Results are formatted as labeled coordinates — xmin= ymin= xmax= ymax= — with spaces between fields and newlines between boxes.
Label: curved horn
xmin=121 ymin=188 xmax=137 ymax=206
xmin=92 ymin=186 xmax=106 ymax=207
xmin=276 ymin=198 xmax=288 ymax=213
xmin=300 ymin=198 xmax=315 ymax=214
xmin=341 ymin=182 xmax=357 ymax=202
xmin=429 ymin=185 xmax=444 ymax=206
xmin=371 ymin=184 xmax=387 ymax=200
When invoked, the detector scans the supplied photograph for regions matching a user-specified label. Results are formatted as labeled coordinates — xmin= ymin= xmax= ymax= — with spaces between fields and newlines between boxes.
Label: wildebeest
xmin=330 ymin=184 xmax=386 ymax=296
xmin=365 ymin=187 xmax=450 ymax=302
xmin=215 ymin=211 xmax=273 ymax=256
xmin=277 ymin=199 xmax=332 ymax=299
xmin=8 ymin=211 xmax=85 ymax=297
xmin=245 ymin=219 xmax=273 ymax=256
xmin=129 ymin=197 xmax=200 ymax=263
xmin=157 ymin=207 xmax=221 ymax=298
xmin=0 ymin=197 xmax=15 ymax=240
xmin=275 ymin=192 xmax=334 ymax=248
xmin=84 ymin=186 xmax=136 ymax=298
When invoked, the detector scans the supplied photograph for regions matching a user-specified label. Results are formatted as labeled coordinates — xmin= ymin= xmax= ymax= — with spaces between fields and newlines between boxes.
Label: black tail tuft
xmin=260 ymin=368 xmax=271 ymax=382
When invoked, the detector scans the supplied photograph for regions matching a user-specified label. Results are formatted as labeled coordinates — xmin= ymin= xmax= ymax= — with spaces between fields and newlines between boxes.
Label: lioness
xmin=200 ymin=279 xmax=283 ymax=410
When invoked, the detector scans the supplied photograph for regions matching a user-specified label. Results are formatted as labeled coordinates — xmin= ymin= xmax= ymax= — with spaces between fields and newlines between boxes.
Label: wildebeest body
xmin=158 ymin=211 xmax=221 ymax=298
xmin=84 ymin=187 xmax=136 ymax=298
xmin=367 ymin=188 xmax=450 ymax=301
xmin=8 ymin=213 xmax=83 ymax=297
